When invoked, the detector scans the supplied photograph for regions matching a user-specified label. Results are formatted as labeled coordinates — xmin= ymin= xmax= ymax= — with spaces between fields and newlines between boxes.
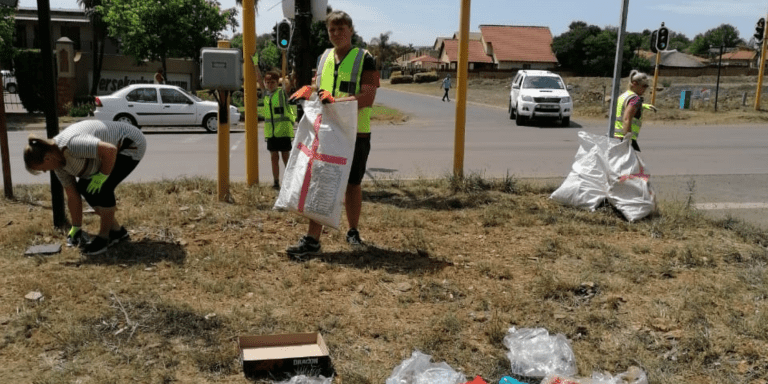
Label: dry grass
xmin=382 ymin=75 xmax=768 ymax=125
xmin=1 ymin=176 xmax=768 ymax=383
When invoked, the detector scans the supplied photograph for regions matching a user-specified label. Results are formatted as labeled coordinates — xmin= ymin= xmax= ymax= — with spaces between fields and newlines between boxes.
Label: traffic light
xmin=650 ymin=30 xmax=658 ymax=53
xmin=655 ymin=25 xmax=669 ymax=51
xmin=276 ymin=19 xmax=293 ymax=50
xmin=755 ymin=18 xmax=765 ymax=43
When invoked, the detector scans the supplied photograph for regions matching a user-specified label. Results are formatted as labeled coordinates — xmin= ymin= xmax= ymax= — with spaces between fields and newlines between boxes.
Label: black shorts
xmin=267 ymin=137 xmax=293 ymax=152
xmin=76 ymin=154 xmax=140 ymax=208
xmin=348 ymin=135 xmax=371 ymax=186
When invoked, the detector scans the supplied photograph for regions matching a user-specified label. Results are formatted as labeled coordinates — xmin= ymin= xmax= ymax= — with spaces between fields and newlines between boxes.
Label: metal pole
xmin=651 ymin=50 xmax=661 ymax=104
xmin=0 ymin=79 xmax=12 ymax=199
xmin=242 ymin=0 xmax=259 ymax=185
xmin=37 ymin=0 xmax=66 ymax=227
xmin=217 ymin=40 xmax=231 ymax=202
xmin=608 ymin=0 xmax=630 ymax=138
xmin=714 ymin=43 xmax=723 ymax=112
xmin=453 ymin=0 xmax=471 ymax=178
xmin=755 ymin=13 xmax=768 ymax=110
xmin=294 ymin=0 xmax=312 ymax=88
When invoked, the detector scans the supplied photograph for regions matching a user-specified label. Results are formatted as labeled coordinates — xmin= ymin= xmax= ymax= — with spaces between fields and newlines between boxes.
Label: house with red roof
xmin=437 ymin=39 xmax=494 ymax=71
xmin=715 ymin=49 xmax=758 ymax=67
xmin=408 ymin=55 xmax=442 ymax=71
xmin=479 ymin=25 xmax=558 ymax=70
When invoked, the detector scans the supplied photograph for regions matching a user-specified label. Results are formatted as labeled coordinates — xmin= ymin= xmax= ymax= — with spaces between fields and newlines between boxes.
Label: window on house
xmin=60 ymin=26 xmax=81 ymax=50
xmin=523 ymin=64 xmax=532 ymax=69
xmin=14 ymin=25 xmax=27 ymax=48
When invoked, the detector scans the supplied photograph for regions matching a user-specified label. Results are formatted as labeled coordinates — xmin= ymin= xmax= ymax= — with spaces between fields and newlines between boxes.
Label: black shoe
xmin=66 ymin=229 xmax=89 ymax=248
xmin=346 ymin=228 xmax=363 ymax=246
xmin=83 ymin=236 xmax=109 ymax=256
xmin=109 ymin=227 xmax=129 ymax=246
xmin=272 ymin=181 xmax=280 ymax=190
xmin=286 ymin=235 xmax=321 ymax=257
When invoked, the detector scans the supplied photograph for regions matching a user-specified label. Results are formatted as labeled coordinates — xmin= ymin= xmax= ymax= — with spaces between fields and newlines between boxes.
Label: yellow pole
xmin=217 ymin=40 xmax=231 ymax=202
xmin=242 ymin=0 xmax=259 ymax=185
xmin=755 ymin=14 xmax=768 ymax=111
xmin=453 ymin=0 xmax=471 ymax=179
xmin=651 ymin=50 xmax=661 ymax=105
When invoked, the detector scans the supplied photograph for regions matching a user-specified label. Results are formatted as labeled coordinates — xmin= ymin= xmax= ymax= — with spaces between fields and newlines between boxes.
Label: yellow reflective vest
xmin=316 ymin=47 xmax=372 ymax=133
xmin=262 ymin=89 xmax=294 ymax=139
xmin=614 ymin=90 xmax=642 ymax=140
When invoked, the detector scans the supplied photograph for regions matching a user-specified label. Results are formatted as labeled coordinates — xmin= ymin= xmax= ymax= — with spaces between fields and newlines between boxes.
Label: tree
xmin=369 ymin=32 xmax=394 ymax=70
xmin=99 ymin=0 xmax=237 ymax=78
xmin=77 ymin=0 xmax=108 ymax=95
xmin=259 ymin=40 xmax=281 ymax=71
xmin=0 ymin=6 xmax=16 ymax=66
xmin=687 ymin=24 xmax=743 ymax=55
xmin=552 ymin=21 xmax=646 ymax=77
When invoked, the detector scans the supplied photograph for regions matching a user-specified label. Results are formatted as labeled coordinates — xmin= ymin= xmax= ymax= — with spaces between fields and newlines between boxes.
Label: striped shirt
xmin=53 ymin=120 xmax=146 ymax=187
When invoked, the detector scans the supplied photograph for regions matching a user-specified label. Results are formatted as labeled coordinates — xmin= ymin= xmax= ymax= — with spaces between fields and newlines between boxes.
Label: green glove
xmin=68 ymin=226 xmax=80 ymax=238
xmin=86 ymin=172 xmax=109 ymax=194
xmin=251 ymin=52 xmax=259 ymax=67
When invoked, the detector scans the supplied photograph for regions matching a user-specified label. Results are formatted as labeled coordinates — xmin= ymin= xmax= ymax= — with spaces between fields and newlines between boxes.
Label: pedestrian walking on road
xmin=23 ymin=120 xmax=146 ymax=256
xmin=287 ymin=10 xmax=380 ymax=257
xmin=441 ymin=75 xmax=451 ymax=102
xmin=614 ymin=70 xmax=657 ymax=152
xmin=154 ymin=68 xmax=164 ymax=84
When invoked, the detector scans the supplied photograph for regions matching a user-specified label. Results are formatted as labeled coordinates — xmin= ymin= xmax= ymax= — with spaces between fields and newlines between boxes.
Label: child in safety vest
xmin=257 ymin=69 xmax=296 ymax=189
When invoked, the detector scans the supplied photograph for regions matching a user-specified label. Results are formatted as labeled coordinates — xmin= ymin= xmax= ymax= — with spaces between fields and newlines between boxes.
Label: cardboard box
xmin=239 ymin=332 xmax=334 ymax=379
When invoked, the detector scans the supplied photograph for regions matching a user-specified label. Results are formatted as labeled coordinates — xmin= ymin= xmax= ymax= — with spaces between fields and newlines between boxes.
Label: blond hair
xmin=629 ymin=70 xmax=650 ymax=87
xmin=23 ymin=134 xmax=58 ymax=175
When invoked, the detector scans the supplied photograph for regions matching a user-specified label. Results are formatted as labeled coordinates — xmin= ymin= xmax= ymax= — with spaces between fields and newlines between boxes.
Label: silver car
xmin=93 ymin=84 xmax=240 ymax=132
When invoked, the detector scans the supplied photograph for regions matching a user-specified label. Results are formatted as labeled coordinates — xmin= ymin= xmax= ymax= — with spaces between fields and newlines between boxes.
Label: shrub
xmin=66 ymin=102 xmax=94 ymax=117
xmin=414 ymin=71 xmax=439 ymax=83
xmin=231 ymin=91 xmax=244 ymax=108
xmin=14 ymin=50 xmax=45 ymax=113
xmin=390 ymin=75 xmax=413 ymax=84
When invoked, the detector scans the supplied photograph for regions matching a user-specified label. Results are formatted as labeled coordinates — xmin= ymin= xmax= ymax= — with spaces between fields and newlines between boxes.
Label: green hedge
xmin=390 ymin=75 xmax=413 ymax=84
xmin=414 ymin=72 xmax=439 ymax=83
xmin=14 ymin=50 xmax=45 ymax=113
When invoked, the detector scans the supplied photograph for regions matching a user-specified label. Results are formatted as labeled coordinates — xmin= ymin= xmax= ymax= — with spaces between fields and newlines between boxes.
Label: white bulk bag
xmin=274 ymin=98 xmax=358 ymax=229
xmin=551 ymin=131 xmax=656 ymax=222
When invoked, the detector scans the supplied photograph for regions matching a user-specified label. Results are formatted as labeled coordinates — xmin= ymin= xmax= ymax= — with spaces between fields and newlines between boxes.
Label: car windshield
xmin=523 ymin=76 xmax=564 ymax=90
xmin=178 ymin=87 xmax=202 ymax=102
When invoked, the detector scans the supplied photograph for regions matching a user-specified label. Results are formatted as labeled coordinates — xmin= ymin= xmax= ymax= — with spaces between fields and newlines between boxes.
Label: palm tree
xmin=77 ymin=0 xmax=107 ymax=96
xmin=369 ymin=32 xmax=393 ymax=70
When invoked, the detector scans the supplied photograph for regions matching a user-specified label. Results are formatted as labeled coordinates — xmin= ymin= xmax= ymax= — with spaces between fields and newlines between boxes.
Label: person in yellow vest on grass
xmin=614 ymin=70 xmax=657 ymax=152
xmin=287 ymin=10 xmax=380 ymax=256
xmin=256 ymin=68 xmax=296 ymax=189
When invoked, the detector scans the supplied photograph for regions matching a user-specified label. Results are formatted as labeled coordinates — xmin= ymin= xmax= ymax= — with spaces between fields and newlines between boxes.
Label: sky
xmin=16 ymin=0 xmax=768 ymax=47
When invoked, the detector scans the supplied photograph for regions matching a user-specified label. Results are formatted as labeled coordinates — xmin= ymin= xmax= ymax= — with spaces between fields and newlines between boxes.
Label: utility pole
xmin=242 ymin=0 xmax=259 ymax=185
xmin=453 ymin=0 xmax=470 ymax=179
xmin=756 ymin=14 xmax=768 ymax=110
xmin=714 ymin=39 xmax=724 ymax=112
xmin=294 ymin=0 xmax=313 ymax=88
xmin=37 ymin=0 xmax=66 ymax=227
xmin=608 ymin=0 xmax=630 ymax=138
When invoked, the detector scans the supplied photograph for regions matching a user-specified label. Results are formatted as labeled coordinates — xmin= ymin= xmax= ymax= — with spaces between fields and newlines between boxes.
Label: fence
xmin=1 ymin=70 xmax=27 ymax=113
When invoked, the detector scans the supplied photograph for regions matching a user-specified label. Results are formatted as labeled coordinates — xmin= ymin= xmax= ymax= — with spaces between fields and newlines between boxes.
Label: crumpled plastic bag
xmin=540 ymin=366 xmax=648 ymax=384
xmin=589 ymin=366 xmax=648 ymax=384
xmin=503 ymin=327 xmax=577 ymax=378
xmin=550 ymin=131 xmax=656 ymax=222
xmin=274 ymin=98 xmax=358 ymax=229
xmin=274 ymin=375 xmax=333 ymax=384
xmin=385 ymin=350 xmax=466 ymax=384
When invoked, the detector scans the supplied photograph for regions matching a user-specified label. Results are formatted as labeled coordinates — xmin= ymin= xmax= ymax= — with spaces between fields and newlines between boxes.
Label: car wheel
xmin=203 ymin=114 xmax=217 ymax=133
xmin=114 ymin=114 xmax=138 ymax=128
xmin=515 ymin=112 xmax=526 ymax=126
xmin=6 ymin=83 xmax=16 ymax=93
xmin=508 ymin=100 xmax=515 ymax=120
xmin=561 ymin=117 xmax=570 ymax=127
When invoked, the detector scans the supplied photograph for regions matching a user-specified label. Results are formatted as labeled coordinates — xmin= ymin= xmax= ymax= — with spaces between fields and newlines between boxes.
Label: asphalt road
xmin=3 ymin=87 xmax=767 ymax=228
